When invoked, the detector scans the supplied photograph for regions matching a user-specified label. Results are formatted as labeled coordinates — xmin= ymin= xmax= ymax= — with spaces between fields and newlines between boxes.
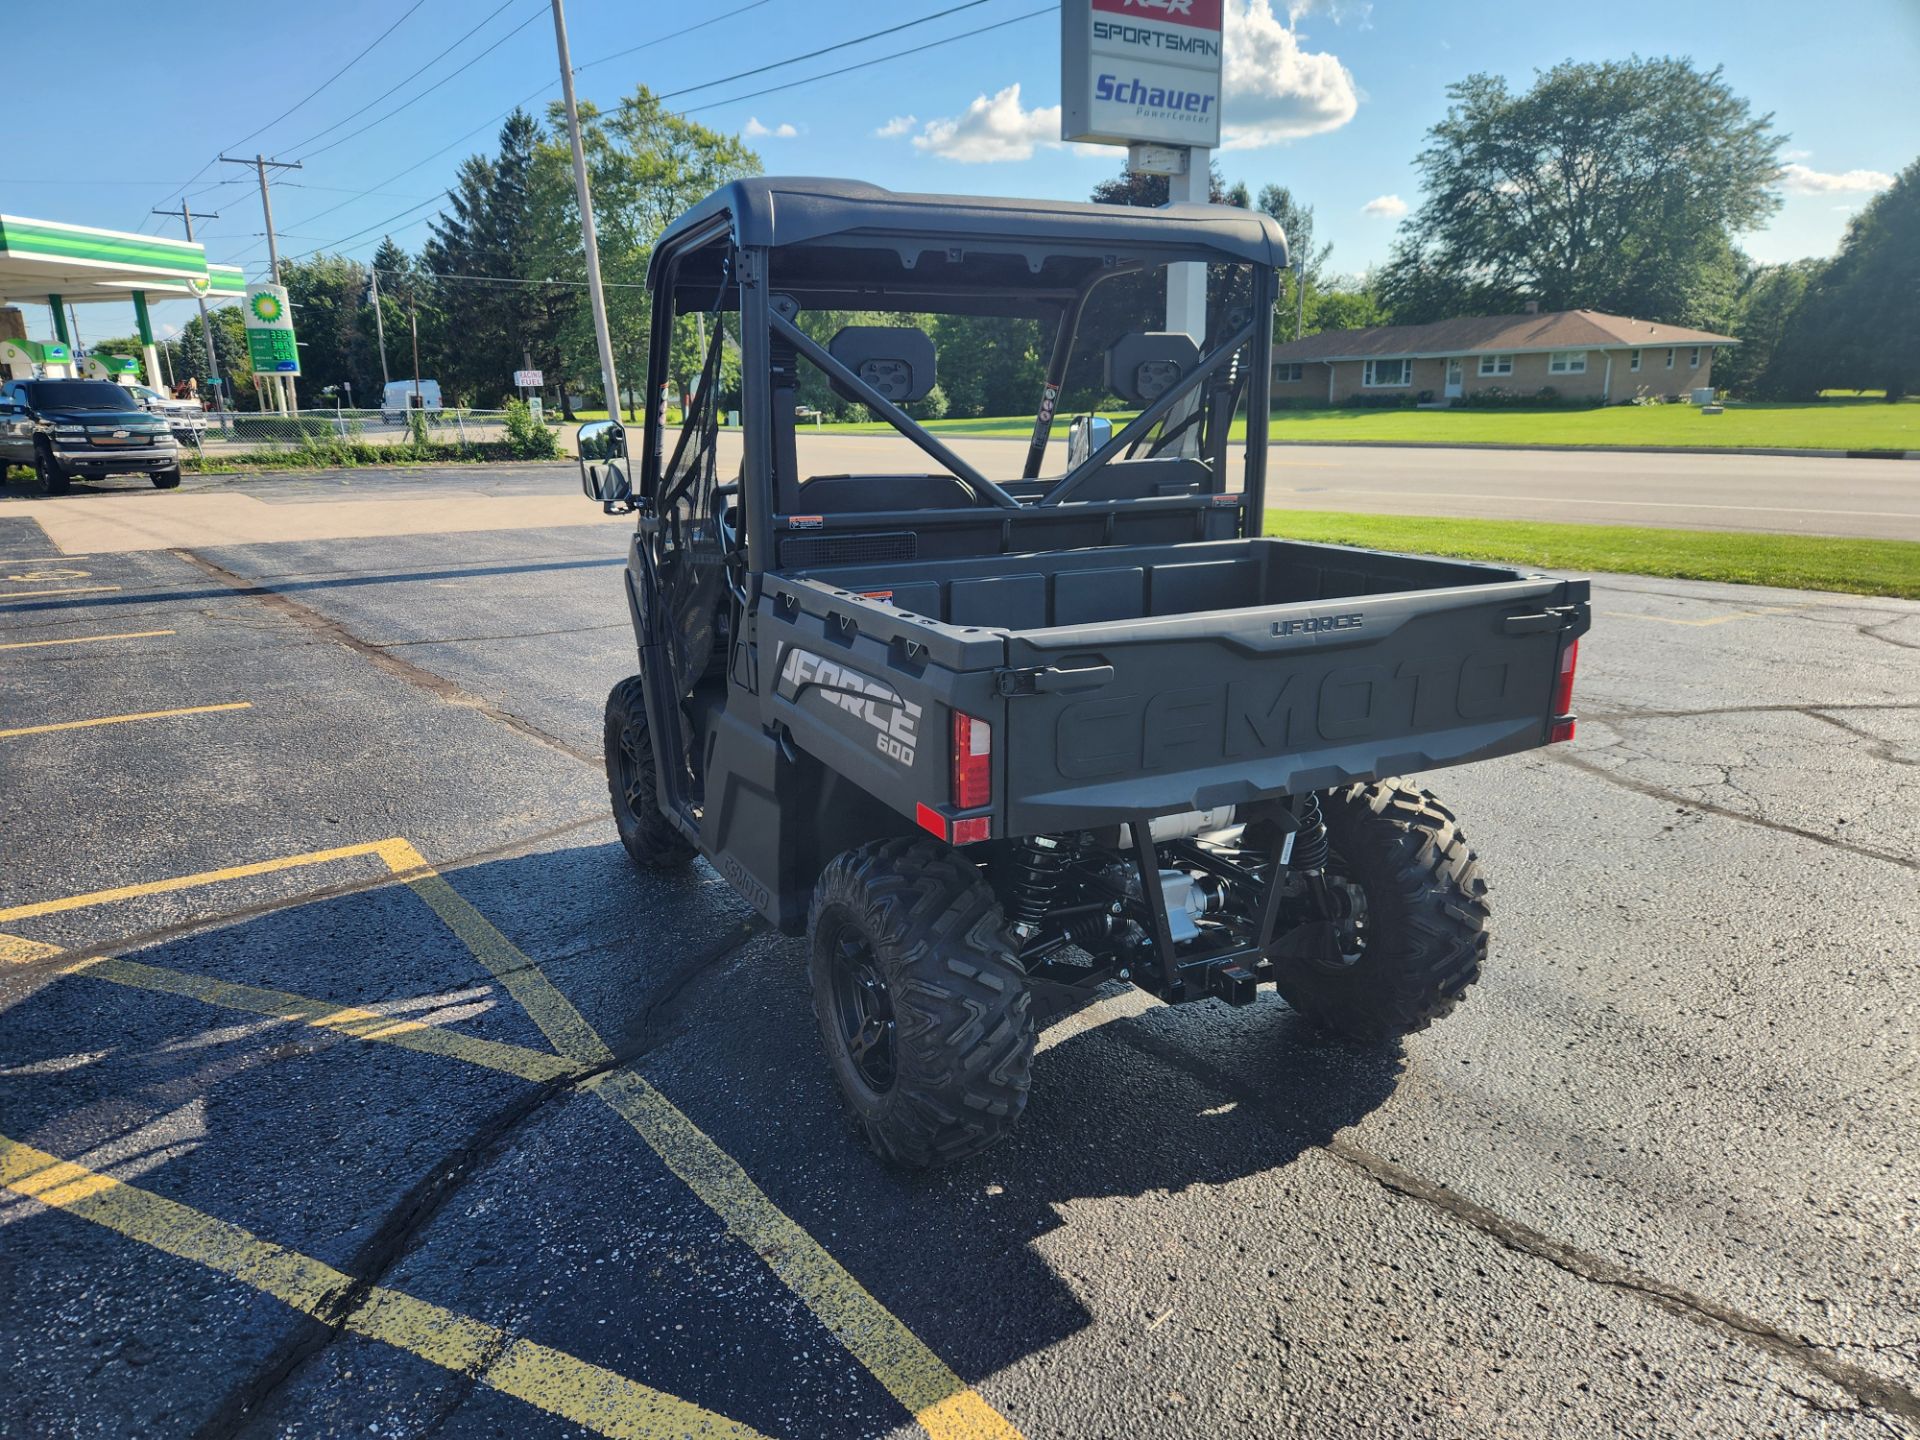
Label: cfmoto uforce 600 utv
xmin=584 ymin=180 xmax=1589 ymax=1168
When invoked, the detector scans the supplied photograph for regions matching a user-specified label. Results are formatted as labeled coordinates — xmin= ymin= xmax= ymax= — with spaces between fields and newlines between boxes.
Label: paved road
xmin=769 ymin=433 xmax=1920 ymax=541
xmin=1 ymin=475 xmax=1917 ymax=1438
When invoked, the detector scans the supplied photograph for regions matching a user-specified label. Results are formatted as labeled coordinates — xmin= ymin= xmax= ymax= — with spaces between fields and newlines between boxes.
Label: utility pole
xmin=550 ymin=0 xmax=621 ymax=426
xmin=409 ymin=298 xmax=423 ymax=433
xmin=153 ymin=200 xmax=224 ymax=410
xmin=369 ymin=266 xmax=391 ymax=388
xmin=1294 ymin=253 xmax=1307 ymax=342
xmin=221 ymin=153 xmax=303 ymax=415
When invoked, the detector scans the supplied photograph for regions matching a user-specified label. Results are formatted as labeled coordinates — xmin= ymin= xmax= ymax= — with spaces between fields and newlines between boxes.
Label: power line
xmin=144 ymin=1 xmax=427 ymax=223
xmin=226 ymin=0 xmax=430 ymax=152
xmin=684 ymin=5 xmax=1054 ymax=114
xmin=577 ymin=0 xmax=775 ymax=72
xmin=655 ymin=0 xmax=997 ymax=101
xmin=284 ymin=1 xmax=542 ymax=160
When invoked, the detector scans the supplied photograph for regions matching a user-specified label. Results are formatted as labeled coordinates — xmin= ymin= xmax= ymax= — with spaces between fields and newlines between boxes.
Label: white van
xmin=381 ymin=379 xmax=443 ymax=422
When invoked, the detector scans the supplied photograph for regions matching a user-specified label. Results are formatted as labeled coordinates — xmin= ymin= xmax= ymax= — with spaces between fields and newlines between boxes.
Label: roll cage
xmin=633 ymin=180 xmax=1286 ymax=590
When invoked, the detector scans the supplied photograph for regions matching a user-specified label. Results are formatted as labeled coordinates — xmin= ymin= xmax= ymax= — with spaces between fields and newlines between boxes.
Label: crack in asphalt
xmin=1320 ymin=1138 xmax=1920 ymax=1429
xmin=1097 ymin=1025 xmax=1920 ymax=1429
xmin=173 ymin=549 xmax=602 ymax=770
xmin=197 ymin=915 xmax=770 ymax=1440
xmin=1546 ymin=749 xmax=1918 ymax=872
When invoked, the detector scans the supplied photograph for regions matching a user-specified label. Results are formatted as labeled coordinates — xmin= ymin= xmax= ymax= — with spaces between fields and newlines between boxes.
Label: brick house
xmin=1271 ymin=309 xmax=1737 ymax=405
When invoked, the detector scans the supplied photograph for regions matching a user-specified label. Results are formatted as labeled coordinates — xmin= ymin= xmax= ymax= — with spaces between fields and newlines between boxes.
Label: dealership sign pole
xmin=1061 ymin=0 xmax=1225 ymax=341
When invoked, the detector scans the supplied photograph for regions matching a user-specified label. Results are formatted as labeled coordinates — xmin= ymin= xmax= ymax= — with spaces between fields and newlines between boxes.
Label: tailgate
xmin=999 ymin=576 xmax=1588 ymax=833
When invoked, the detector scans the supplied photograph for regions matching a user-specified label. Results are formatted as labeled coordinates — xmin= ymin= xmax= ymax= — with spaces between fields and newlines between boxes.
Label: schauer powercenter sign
xmin=1061 ymin=0 xmax=1224 ymax=149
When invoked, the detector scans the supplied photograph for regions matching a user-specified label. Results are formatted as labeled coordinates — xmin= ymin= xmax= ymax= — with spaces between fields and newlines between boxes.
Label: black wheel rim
xmin=1315 ymin=852 xmax=1372 ymax=972
xmin=826 ymin=923 xmax=896 ymax=1094
xmin=615 ymin=724 xmax=647 ymax=820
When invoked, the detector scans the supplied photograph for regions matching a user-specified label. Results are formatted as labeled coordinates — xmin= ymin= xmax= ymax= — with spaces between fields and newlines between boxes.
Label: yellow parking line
xmin=0 ymin=629 xmax=174 ymax=652
xmin=0 ymin=585 xmax=120 ymax=599
xmin=0 ymin=932 xmax=62 ymax=964
xmin=0 ymin=1134 xmax=769 ymax=1440
xmin=378 ymin=839 xmax=614 ymax=1068
xmin=0 ymin=701 xmax=250 ymax=741
xmin=0 ymin=837 xmax=1024 ymax=1440
xmin=376 ymin=840 xmax=1023 ymax=1440
xmin=0 ymin=839 xmax=388 ymax=924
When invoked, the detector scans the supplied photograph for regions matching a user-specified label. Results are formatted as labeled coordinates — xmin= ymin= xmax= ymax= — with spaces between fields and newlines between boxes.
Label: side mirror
xmin=578 ymin=420 xmax=633 ymax=510
xmin=1066 ymin=414 xmax=1113 ymax=467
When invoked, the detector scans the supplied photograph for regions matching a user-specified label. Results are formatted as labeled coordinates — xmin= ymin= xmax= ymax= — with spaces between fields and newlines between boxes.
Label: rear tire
xmin=1269 ymin=780 xmax=1489 ymax=1042
xmin=152 ymin=467 xmax=182 ymax=489
xmin=603 ymin=676 xmax=695 ymax=871
xmin=35 ymin=440 xmax=70 ymax=496
xmin=809 ymin=838 xmax=1032 ymax=1168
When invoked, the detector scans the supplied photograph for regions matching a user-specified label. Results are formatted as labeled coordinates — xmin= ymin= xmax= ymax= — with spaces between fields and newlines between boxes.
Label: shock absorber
xmin=1291 ymin=792 xmax=1330 ymax=872
xmin=1006 ymin=835 xmax=1070 ymax=936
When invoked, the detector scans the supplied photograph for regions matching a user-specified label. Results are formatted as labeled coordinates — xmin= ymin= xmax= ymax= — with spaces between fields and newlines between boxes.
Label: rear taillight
xmin=1549 ymin=639 xmax=1579 ymax=744
xmin=951 ymin=712 xmax=993 ymax=809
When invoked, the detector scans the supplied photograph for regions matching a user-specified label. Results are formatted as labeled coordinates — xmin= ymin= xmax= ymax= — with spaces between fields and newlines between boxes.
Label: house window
xmin=1665 ymin=348 xmax=1675 ymax=370
xmin=1362 ymin=358 xmax=1411 ymax=387
xmin=1478 ymin=353 xmax=1514 ymax=377
xmin=1276 ymin=362 xmax=1304 ymax=383
xmin=1629 ymin=349 xmax=1641 ymax=372
xmin=1689 ymin=347 xmax=1701 ymax=368
xmin=1547 ymin=350 xmax=1587 ymax=375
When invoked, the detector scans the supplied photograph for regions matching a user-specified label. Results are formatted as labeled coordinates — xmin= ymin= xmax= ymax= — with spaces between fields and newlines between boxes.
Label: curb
xmin=1263 ymin=439 xmax=1920 ymax=460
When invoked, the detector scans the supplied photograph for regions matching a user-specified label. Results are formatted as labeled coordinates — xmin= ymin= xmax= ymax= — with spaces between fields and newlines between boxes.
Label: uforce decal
xmin=777 ymin=646 xmax=922 ymax=768
xmin=1054 ymin=645 xmax=1542 ymax=779
xmin=1274 ymin=612 xmax=1363 ymax=637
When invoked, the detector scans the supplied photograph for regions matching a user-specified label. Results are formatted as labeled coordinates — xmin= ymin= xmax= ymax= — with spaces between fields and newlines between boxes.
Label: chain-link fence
xmin=183 ymin=407 xmax=521 ymax=453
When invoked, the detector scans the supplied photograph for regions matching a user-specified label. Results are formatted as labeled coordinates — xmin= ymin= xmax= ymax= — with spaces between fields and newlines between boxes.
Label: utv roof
xmin=654 ymin=177 xmax=1289 ymax=270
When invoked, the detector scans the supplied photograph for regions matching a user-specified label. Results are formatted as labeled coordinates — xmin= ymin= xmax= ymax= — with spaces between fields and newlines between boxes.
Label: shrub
xmin=1340 ymin=392 xmax=1417 ymax=409
xmin=916 ymin=383 xmax=949 ymax=421
xmin=1458 ymin=385 xmax=1602 ymax=410
xmin=502 ymin=397 xmax=561 ymax=459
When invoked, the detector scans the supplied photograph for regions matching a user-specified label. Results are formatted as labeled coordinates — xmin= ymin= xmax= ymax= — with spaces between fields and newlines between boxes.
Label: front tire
xmin=809 ymin=838 xmax=1033 ymax=1168
xmin=1269 ymin=780 xmax=1489 ymax=1042
xmin=35 ymin=440 xmax=70 ymax=496
xmin=603 ymin=676 xmax=695 ymax=871
xmin=152 ymin=467 xmax=182 ymax=489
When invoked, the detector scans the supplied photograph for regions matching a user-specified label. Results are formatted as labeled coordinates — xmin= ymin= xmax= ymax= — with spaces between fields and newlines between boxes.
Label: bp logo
xmin=249 ymin=291 xmax=284 ymax=324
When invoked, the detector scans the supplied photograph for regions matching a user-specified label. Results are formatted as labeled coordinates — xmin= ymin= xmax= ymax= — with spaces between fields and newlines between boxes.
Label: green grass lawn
xmin=818 ymin=397 xmax=1917 ymax=452
xmin=1263 ymin=510 xmax=1920 ymax=600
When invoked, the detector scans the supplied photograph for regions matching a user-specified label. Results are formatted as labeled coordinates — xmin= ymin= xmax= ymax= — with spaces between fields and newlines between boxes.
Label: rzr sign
xmin=1063 ymin=0 xmax=1224 ymax=147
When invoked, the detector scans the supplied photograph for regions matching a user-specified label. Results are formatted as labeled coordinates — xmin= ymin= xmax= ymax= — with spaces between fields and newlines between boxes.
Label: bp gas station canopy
xmin=0 ymin=213 xmax=246 ymax=385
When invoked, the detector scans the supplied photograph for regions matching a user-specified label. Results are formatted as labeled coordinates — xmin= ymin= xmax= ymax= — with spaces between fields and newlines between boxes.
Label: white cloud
xmin=1780 ymin=162 xmax=1893 ymax=195
xmin=912 ymin=84 xmax=1060 ymax=163
xmin=1361 ymin=193 xmax=1407 ymax=218
xmin=874 ymin=115 xmax=917 ymax=138
xmin=1220 ymin=0 xmax=1359 ymax=150
xmin=743 ymin=117 xmax=798 ymax=139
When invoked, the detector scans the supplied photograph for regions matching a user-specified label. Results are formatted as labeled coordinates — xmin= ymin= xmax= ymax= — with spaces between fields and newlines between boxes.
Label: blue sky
xmin=5 ymin=0 xmax=1915 ymax=345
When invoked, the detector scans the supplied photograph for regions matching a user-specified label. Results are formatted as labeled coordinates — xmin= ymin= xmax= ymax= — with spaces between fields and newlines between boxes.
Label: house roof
xmin=1272 ymin=310 xmax=1736 ymax=363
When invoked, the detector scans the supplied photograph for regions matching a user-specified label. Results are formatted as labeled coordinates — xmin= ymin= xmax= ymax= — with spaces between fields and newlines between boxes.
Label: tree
xmin=1378 ymin=57 xmax=1783 ymax=326
xmin=1090 ymin=158 xmax=1231 ymax=208
xmin=526 ymin=87 xmax=760 ymax=417
xmin=1709 ymin=258 xmax=1818 ymax=397
xmin=1764 ymin=158 xmax=1919 ymax=400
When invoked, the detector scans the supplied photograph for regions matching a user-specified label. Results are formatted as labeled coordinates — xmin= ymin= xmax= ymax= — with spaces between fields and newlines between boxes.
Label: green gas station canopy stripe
xmin=0 ymin=216 xmax=204 ymax=277
xmin=207 ymin=265 xmax=246 ymax=294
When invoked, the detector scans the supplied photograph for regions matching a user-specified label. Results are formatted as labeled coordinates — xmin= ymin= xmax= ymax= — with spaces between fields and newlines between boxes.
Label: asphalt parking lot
xmin=1 ymin=466 xmax=1917 ymax=1439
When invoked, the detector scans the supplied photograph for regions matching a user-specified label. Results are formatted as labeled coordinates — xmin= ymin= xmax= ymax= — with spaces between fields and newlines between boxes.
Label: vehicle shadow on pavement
xmin=0 ymin=841 xmax=1405 ymax=1432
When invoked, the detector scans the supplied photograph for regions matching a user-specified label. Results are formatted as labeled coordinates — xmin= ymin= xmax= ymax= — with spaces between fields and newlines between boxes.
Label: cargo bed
xmin=768 ymin=537 xmax=1589 ymax=834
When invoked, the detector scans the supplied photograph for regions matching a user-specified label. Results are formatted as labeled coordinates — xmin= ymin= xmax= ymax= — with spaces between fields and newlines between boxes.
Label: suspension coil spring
xmin=1007 ymin=835 xmax=1070 ymax=927
xmin=1292 ymin=792 xmax=1330 ymax=871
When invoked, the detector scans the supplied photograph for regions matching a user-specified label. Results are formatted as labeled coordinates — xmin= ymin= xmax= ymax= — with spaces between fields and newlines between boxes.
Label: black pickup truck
xmin=0 ymin=378 xmax=182 ymax=494
xmin=583 ymin=179 xmax=1590 ymax=1167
